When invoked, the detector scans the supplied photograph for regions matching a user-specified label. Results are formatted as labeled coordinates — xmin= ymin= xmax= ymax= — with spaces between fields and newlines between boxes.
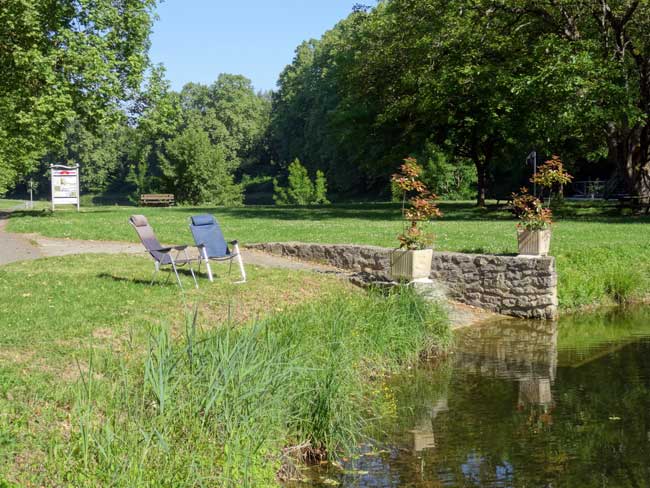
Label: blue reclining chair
xmin=189 ymin=214 xmax=246 ymax=284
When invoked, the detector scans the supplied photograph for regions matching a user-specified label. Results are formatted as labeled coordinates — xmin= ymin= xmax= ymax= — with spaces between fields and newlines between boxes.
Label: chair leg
xmin=184 ymin=248 xmax=199 ymax=289
xmin=169 ymin=254 xmax=183 ymax=290
xmin=163 ymin=268 xmax=172 ymax=285
xmin=232 ymin=244 xmax=246 ymax=284
xmin=204 ymin=250 xmax=214 ymax=282
xmin=150 ymin=262 xmax=160 ymax=286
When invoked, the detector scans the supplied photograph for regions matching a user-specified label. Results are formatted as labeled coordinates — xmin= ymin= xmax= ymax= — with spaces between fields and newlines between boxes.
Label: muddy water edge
xmin=298 ymin=306 xmax=650 ymax=487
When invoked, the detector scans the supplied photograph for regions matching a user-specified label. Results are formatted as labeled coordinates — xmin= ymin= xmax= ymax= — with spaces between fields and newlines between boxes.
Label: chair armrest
xmin=152 ymin=246 xmax=172 ymax=253
xmin=152 ymin=245 xmax=188 ymax=253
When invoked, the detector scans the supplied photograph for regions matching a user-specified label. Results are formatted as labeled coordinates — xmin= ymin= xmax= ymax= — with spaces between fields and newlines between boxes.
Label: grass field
xmin=0 ymin=254 xmax=448 ymax=486
xmin=6 ymin=201 xmax=650 ymax=308
xmin=0 ymin=199 xmax=49 ymax=211
xmin=0 ymin=255 xmax=342 ymax=485
xmin=0 ymin=199 xmax=27 ymax=210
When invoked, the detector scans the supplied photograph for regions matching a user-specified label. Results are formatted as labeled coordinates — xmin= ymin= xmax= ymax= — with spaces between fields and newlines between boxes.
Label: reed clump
xmin=65 ymin=286 xmax=449 ymax=487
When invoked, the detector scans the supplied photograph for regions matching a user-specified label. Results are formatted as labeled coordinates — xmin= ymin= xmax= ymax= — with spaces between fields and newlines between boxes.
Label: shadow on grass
xmin=6 ymin=200 xmax=650 ymax=226
xmin=98 ymin=269 xmax=199 ymax=288
xmin=169 ymin=202 xmax=512 ymax=222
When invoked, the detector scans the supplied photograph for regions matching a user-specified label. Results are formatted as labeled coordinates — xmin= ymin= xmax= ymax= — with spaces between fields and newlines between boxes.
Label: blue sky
xmin=149 ymin=1 xmax=361 ymax=93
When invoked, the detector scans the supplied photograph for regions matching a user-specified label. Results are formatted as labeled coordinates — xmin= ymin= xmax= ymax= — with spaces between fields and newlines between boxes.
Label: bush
xmin=273 ymin=159 xmax=330 ymax=205
xmin=416 ymin=143 xmax=477 ymax=200
xmin=160 ymin=123 xmax=243 ymax=205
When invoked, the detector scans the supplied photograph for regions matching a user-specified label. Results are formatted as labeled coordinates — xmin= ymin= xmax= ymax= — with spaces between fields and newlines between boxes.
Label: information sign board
xmin=51 ymin=164 xmax=80 ymax=210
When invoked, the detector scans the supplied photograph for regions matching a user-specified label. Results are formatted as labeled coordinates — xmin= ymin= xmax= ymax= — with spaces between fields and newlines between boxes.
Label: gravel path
xmin=0 ymin=210 xmax=344 ymax=274
xmin=0 ymin=210 xmax=497 ymax=327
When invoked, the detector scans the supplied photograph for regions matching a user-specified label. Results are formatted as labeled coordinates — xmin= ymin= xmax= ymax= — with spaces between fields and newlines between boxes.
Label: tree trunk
xmin=475 ymin=160 xmax=487 ymax=207
xmin=607 ymin=122 xmax=650 ymax=203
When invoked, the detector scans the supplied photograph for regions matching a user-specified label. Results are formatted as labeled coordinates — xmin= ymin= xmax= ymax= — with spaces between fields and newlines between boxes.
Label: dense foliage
xmin=0 ymin=0 xmax=158 ymax=195
xmin=268 ymin=0 xmax=650 ymax=204
xmin=273 ymin=159 xmax=329 ymax=205
xmin=3 ymin=0 xmax=650 ymax=205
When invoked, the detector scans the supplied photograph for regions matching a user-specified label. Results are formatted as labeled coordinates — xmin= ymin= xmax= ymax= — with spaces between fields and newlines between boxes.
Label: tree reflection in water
xmin=312 ymin=306 xmax=650 ymax=488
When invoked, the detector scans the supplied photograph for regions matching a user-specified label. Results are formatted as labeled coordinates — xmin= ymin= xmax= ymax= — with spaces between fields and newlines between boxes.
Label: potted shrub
xmin=390 ymin=158 xmax=442 ymax=281
xmin=509 ymin=188 xmax=553 ymax=256
xmin=531 ymin=155 xmax=573 ymax=206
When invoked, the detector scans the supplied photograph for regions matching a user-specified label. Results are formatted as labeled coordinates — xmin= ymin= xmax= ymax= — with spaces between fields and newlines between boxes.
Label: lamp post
xmin=527 ymin=151 xmax=538 ymax=197
xmin=28 ymin=179 xmax=34 ymax=209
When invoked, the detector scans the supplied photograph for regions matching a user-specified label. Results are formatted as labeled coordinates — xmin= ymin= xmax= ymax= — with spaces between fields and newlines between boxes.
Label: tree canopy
xmin=4 ymin=0 xmax=650 ymax=205
xmin=0 ymin=0 xmax=158 ymax=194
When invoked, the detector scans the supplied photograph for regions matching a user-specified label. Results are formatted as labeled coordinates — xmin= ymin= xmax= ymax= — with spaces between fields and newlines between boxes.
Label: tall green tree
xmin=494 ymin=0 xmax=650 ymax=200
xmin=0 ymin=0 xmax=158 ymax=195
xmin=160 ymin=121 xmax=243 ymax=206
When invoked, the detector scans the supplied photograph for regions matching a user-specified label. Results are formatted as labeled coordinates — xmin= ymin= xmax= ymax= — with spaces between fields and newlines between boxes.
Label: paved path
xmin=0 ymin=210 xmax=497 ymax=328
xmin=0 ymin=212 xmax=42 ymax=265
xmin=0 ymin=210 xmax=343 ymax=274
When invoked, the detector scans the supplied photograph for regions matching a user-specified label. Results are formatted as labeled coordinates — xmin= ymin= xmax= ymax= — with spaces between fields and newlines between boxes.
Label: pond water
xmin=305 ymin=306 xmax=650 ymax=487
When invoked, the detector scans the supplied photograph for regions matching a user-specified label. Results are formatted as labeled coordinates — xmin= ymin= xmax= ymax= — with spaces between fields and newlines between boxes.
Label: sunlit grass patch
xmin=62 ymin=287 xmax=448 ymax=487
xmin=0 ymin=253 xmax=357 ymax=486
xmin=6 ymin=201 xmax=650 ymax=309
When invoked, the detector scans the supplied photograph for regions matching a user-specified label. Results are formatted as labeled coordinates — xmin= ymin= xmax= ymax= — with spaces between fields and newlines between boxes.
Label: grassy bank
xmin=6 ymin=201 xmax=650 ymax=309
xmin=0 ymin=254 xmax=449 ymax=487
xmin=0 ymin=254 xmax=347 ymax=485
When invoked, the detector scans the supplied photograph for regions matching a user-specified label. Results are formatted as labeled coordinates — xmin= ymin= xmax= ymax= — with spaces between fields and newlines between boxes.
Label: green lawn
xmin=0 ymin=254 xmax=358 ymax=486
xmin=0 ymin=199 xmax=48 ymax=211
xmin=0 ymin=253 xmax=448 ymax=486
xmin=7 ymin=201 xmax=650 ymax=308
xmin=0 ymin=199 xmax=26 ymax=210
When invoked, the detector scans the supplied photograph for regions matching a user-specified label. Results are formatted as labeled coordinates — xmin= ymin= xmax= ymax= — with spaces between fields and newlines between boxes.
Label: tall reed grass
xmin=63 ymin=287 xmax=448 ymax=487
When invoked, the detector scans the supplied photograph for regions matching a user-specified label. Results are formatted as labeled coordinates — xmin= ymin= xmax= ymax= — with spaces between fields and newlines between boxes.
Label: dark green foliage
xmin=417 ymin=144 xmax=477 ymax=200
xmin=0 ymin=0 xmax=158 ymax=195
xmin=268 ymin=0 xmax=650 ymax=203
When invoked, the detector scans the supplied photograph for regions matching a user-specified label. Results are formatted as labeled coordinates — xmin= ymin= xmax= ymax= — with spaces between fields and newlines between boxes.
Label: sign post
xmin=50 ymin=164 xmax=80 ymax=211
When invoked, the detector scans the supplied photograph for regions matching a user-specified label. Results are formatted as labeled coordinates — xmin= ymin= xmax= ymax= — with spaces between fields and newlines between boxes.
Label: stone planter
xmin=390 ymin=248 xmax=433 ymax=281
xmin=518 ymin=229 xmax=551 ymax=256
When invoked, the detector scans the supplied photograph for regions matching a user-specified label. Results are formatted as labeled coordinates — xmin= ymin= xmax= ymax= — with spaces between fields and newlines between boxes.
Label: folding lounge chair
xmin=129 ymin=215 xmax=198 ymax=289
xmin=189 ymin=214 xmax=246 ymax=283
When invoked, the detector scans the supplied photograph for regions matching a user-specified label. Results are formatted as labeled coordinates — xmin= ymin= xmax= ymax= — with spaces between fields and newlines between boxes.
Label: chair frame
xmin=189 ymin=216 xmax=246 ymax=284
xmin=129 ymin=218 xmax=198 ymax=290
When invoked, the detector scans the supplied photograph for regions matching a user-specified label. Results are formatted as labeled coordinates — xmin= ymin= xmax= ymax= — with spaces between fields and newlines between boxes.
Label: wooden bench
xmin=139 ymin=194 xmax=175 ymax=207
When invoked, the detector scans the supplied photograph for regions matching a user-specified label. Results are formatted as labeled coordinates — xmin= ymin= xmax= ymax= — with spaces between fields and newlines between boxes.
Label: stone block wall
xmin=247 ymin=242 xmax=558 ymax=320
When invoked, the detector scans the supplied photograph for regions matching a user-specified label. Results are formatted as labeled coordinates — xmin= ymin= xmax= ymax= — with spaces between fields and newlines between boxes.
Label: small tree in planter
xmin=390 ymin=158 xmax=442 ymax=281
xmin=531 ymin=155 xmax=573 ymax=206
xmin=509 ymin=187 xmax=553 ymax=256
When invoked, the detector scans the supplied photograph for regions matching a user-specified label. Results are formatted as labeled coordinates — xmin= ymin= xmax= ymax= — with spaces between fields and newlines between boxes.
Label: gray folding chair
xmin=189 ymin=214 xmax=246 ymax=283
xmin=129 ymin=215 xmax=198 ymax=289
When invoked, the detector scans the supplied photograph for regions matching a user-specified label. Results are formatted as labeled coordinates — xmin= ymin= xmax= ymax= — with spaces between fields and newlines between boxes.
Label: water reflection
xmin=306 ymin=306 xmax=650 ymax=487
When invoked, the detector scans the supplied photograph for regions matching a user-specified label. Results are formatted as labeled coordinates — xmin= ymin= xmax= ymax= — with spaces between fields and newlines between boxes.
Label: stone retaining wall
xmin=247 ymin=242 xmax=558 ymax=320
